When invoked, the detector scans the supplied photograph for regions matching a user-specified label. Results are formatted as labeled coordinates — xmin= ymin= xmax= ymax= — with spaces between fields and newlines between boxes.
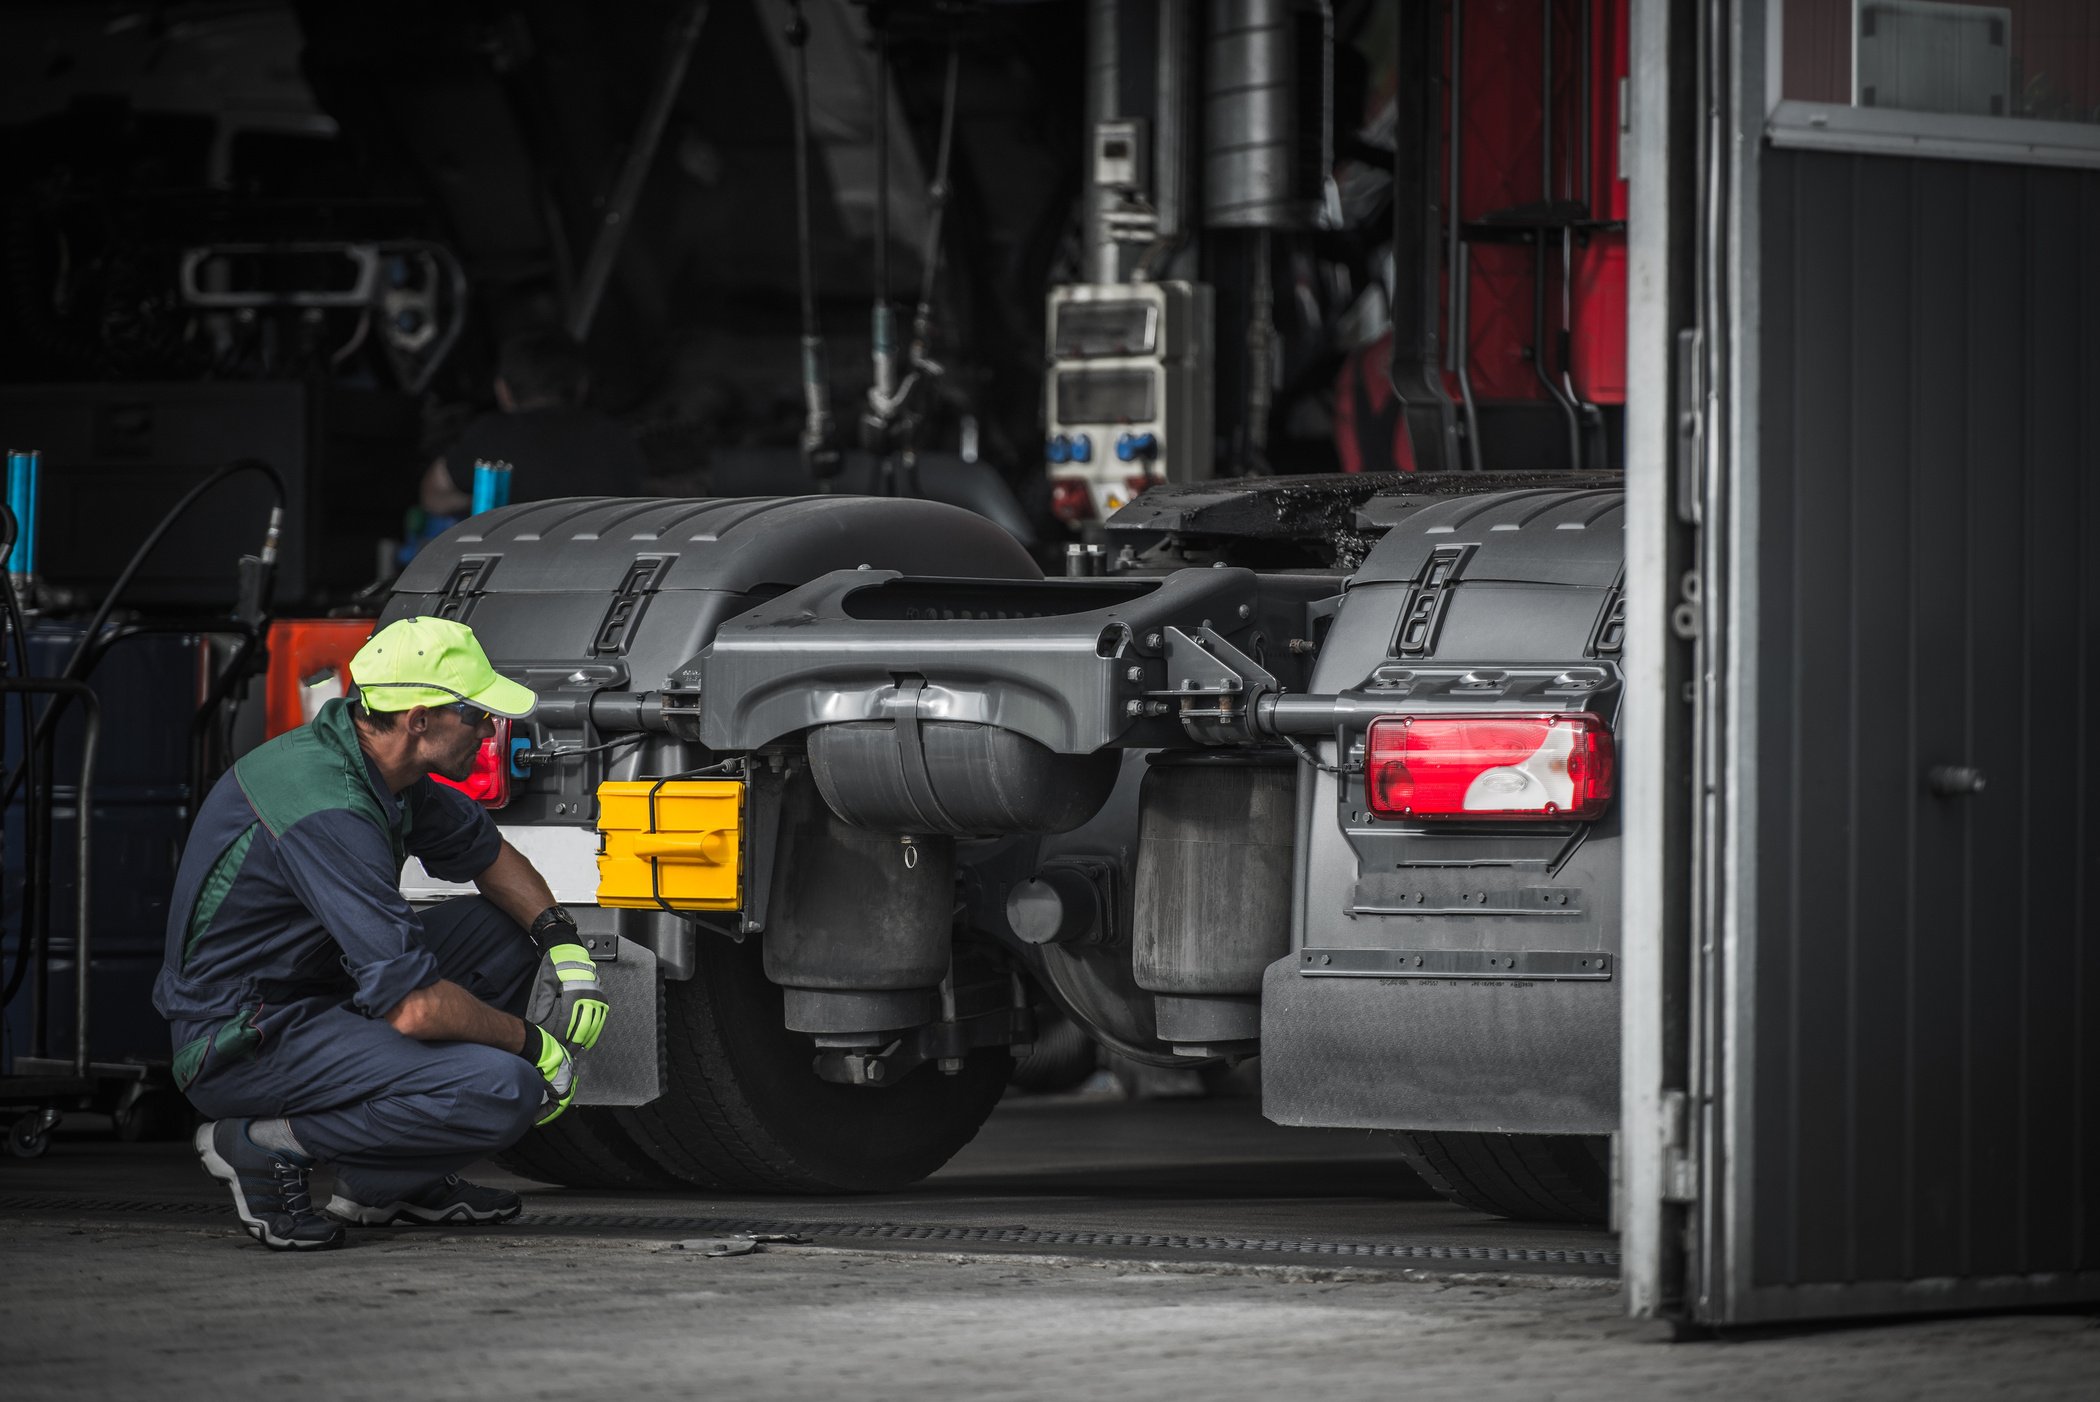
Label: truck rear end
xmin=391 ymin=476 xmax=1626 ymax=1221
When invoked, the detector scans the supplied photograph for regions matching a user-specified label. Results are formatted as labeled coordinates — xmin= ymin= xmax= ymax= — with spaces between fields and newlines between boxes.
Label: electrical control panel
xmin=1043 ymin=280 xmax=1214 ymax=524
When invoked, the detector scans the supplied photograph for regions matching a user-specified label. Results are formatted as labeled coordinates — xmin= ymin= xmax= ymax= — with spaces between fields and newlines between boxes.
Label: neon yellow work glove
xmin=528 ymin=906 xmax=611 ymax=1051
xmin=543 ymin=943 xmax=610 ymax=1050
xmin=522 ymin=1024 xmax=577 ymax=1125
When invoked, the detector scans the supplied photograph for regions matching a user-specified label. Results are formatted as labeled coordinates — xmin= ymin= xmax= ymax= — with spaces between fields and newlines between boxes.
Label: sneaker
xmin=325 ymin=1174 xmax=523 ymax=1227
xmin=193 ymin=1120 xmax=346 ymax=1252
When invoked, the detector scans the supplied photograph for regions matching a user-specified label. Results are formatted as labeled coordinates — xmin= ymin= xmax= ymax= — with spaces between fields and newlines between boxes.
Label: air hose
xmin=0 ymin=457 xmax=286 ymax=813
xmin=0 ymin=503 xmax=40 ymax=1010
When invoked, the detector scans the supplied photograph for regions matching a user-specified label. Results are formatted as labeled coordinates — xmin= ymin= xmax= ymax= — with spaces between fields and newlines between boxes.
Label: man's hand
xmin=521 ymin=1024 xmax=577 ymax=1125
xmin=529 ymin=906 xmax=610 ymax=1051
xmin=543 ymin=943 xmax=610 ymax=1050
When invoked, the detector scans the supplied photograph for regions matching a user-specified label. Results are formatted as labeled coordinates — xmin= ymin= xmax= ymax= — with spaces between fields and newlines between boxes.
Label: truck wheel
xmin=612 ymin=932 xmax=1012 ymax=1193
xmin=494 ymin=1106 xmax=686 ymax=1191
xmin=1391 ymin=1131 xmax=1611 ymax=1225
xmin=495 ymin=977 xmax=687 ymax=1190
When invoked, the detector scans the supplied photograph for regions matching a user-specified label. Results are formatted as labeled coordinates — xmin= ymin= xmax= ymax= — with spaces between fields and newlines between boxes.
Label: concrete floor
xmin=2 ymin=1092 xmax=2096 ymax=1400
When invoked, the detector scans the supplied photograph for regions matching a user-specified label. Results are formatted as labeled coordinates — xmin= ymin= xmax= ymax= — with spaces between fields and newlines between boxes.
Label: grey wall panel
xmin=1751 ymin=149 xmax=2099 ymax=1290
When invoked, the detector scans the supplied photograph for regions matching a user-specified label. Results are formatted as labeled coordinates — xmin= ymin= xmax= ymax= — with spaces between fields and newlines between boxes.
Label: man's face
xmin=418 ymin=703 xmax=496 ymax=782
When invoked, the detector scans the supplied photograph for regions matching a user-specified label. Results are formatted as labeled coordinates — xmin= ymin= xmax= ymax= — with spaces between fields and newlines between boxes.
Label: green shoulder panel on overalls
xmin=233 ymin=698 xmax=399 ymax=859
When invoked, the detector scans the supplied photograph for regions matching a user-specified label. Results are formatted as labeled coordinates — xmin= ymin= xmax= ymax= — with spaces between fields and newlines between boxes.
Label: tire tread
xmin=1392 ymin=1131 xmax=1610 ymax=1225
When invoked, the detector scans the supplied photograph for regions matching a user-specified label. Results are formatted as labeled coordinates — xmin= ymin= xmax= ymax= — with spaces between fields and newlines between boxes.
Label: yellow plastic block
xmin=595 ymin=780 xmax=743 ymax=911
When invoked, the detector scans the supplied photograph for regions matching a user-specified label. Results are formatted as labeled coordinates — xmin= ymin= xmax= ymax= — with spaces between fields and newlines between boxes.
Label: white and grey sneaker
xmin=194 ymin=1120 xmax=346 ymax=1252
xmin=326 ymin=1174 xmax=523 ymax=1226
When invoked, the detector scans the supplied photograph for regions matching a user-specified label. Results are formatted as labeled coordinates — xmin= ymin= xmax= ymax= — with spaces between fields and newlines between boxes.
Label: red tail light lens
xmin=1365 ymin=713 xmax=1613 ymax=820
xmin=1050 ymin=479 xmax=1097 ymax=524
xmin=433 ymin=719 xmax=513 ymax=808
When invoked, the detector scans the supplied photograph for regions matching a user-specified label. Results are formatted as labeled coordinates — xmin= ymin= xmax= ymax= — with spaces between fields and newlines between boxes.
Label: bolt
xmin=1125 ymin=699 xmax=1147 ymax=717
xmin=937 ymin=1057 xmax=964 ymax=1075
xmin=1319 ymin=954 xmax=1332 ymax=966
xmin=1237 ymin=603 xmax=1252 ymax=619
xmin=1126 ymin=665 xmax=1144 ymax=683
xmin=1145 ymin=632 xmax=1163 ymax=649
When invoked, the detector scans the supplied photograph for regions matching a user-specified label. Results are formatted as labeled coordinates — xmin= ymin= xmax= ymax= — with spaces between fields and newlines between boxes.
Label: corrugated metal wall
xmin=1751 ymin=149 xmax=2099 ymax=1288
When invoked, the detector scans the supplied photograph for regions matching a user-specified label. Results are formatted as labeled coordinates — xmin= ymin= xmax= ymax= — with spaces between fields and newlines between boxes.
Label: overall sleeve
xmin=404 ymin=779 xmax=503 ymax=882
xmin=272 ymin=809 xmax=439 ymax=1017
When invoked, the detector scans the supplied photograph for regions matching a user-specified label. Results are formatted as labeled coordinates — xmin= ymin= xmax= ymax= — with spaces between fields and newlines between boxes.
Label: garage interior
xmin=1 ymin=1 xmax=2096 ymax=1395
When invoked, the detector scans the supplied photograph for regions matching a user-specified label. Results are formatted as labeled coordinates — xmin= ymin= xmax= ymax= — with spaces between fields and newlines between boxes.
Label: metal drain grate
xmin=0 ymin=1196 xmax=1620 ymax=1268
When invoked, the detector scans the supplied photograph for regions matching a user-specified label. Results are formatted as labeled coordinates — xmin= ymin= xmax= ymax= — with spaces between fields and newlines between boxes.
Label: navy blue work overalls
xmin=155 ymin=699 xmax=542 ymax=1203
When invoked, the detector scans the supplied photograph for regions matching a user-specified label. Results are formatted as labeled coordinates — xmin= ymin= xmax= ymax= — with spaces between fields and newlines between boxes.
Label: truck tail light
xmin=1051 ymin=479 xmax=1097 ymax=524
xmin=433 ymin=719 xmax=513 ymax=808
xmin=1365 ymin=713 xmax=1613 ymax=821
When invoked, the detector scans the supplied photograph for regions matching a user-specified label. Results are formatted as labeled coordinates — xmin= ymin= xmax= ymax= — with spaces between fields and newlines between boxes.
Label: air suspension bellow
xmin=1131 ymin=751 xmax=1298 ymax=1047
xmin=808 ymin=720 xmax=1120 ymax=837
xmin=762 ymin=774 xmax=956 ymax=1039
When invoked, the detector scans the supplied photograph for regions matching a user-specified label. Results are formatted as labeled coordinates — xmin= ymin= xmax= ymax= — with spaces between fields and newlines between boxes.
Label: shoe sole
xmin=323 ymin=1193 xmax=522 ymax=1227
xmin=194 ymin=1123 xmax=344 ymax=1252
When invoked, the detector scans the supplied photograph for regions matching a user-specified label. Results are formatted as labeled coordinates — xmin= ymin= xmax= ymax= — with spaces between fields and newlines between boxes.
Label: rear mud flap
xmin=571 ymin=936 xmax=664 ymax=1107
xmin=1257 ymin=955 xmax=1617 ymax=1136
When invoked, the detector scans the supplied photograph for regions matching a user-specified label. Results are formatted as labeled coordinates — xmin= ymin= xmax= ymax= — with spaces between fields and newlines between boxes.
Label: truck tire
xmin=611 ymin=931 xmax=1012 ymax=1193
xmin=494 ymin=1106 xmax=685 ymax=1191
xmin=1391 ymin=1131 xmax=1611 ymax=1225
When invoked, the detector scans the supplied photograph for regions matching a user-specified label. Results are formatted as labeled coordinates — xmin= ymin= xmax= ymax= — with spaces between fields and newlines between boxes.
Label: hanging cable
xmin=905 ymin=37 xmax=962 ymax=375
xmin=862 ymin=16 xmax=901 ymax=452
xmin=788 ymin=0 xmax=838 ymax=477
xmin=864 ymin=26 xmax=966 ymax=463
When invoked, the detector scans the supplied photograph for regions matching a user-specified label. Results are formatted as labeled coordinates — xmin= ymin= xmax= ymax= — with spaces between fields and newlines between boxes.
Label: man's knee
xmin=483 ymin=1055 xmax=545 ymax=1146
xmin=379 ymin=1047 xmax=543 ymax=1153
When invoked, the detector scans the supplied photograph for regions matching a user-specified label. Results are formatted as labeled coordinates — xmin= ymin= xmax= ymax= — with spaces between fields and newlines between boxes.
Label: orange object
xmin=263 ymin=618 xmax=376 ymax=738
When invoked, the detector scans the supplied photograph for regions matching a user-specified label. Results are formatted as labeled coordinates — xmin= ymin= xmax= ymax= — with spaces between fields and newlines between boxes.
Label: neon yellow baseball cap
xmin=349 ymin=616 xmax=536 ymax=718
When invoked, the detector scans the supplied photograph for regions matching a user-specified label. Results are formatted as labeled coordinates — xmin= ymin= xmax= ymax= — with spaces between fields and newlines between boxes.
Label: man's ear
xmin=404 ymin=705 xmax=433 ymax=735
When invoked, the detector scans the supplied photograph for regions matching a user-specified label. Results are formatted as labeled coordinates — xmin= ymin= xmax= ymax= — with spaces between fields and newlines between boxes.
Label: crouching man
xmin=155 ymin=616 xmax=609 ymax=1251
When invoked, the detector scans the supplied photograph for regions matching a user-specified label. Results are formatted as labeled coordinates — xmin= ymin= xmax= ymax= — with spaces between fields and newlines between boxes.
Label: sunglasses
xmin=358 ymin=683 xmax=496 ymax=727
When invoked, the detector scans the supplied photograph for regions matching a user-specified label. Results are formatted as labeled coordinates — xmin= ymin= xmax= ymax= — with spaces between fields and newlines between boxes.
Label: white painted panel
xmin=399 ymin=823 xmax=601 ymax=905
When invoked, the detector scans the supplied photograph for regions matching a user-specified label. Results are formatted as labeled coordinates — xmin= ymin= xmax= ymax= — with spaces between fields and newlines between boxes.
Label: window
xmin=1772 ymin=0 xmax=2100 ymax=167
